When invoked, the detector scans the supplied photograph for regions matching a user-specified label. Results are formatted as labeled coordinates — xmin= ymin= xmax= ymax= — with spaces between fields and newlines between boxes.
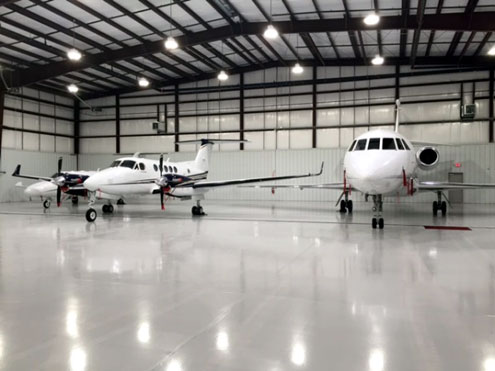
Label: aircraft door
xmin=448 ymin=172 xmax=463 ymax=204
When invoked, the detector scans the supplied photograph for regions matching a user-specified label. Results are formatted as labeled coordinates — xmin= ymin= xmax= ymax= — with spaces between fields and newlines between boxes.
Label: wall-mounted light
xmin=165 ymin=36 xmax=179 ymax=50
xmin=218 ymin=70 xmax=229 ymax=81
xmin=364 ymin=13 xmax=380 ymax=26
xmin=67 ymin=84 xmax=79 ymax=93
xmin=67 ymin=48 xmax=82 ymax=61
xmin=138 ymin=77 xmax=150 ymax=87
xmin=371 ymin=55 xmax=384 ymax=65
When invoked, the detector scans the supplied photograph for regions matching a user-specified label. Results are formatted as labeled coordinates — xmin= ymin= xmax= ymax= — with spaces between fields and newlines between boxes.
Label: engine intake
xmin=416 ymin=146 xmax=440 ymax=170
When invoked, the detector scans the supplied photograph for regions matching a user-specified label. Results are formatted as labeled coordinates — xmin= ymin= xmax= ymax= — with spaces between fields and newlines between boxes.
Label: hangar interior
xmin=1 ymin=0 xmax=495 ymax=370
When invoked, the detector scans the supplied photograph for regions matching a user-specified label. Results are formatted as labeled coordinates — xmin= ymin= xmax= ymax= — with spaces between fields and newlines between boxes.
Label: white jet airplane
xmin=82 ymin=139 xmax=323 ymax=222
xmin=250 ymin=100 xmax=495 ymax=229
xmin=12 ymin=157 xmax=94 ymax=209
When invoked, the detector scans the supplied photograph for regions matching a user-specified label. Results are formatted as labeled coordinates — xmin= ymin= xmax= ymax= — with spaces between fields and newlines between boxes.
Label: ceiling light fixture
xmin=371 ymin=54 xmax=384 ymax=65
xmin=218 ymin=70 xmax=228 ymax=81
xmin=292 ymin=63 xmax=303 ymax=74
xmin=364 ymin=13 xmax=380 ymax=26
xmin=263 ymin=24 xmax=279 ymax=39
xmin=488 ymin=46 xmax=495 ymax=56
xmin=67 ymin=84 xmax=79 ymax=93
xmin=67 ymin=48 xmax=82 ymax=61
xmin=138 ymin=77 xmax=149 ymax=87
xmin=165 ymin=36 xmax=178 ymax=50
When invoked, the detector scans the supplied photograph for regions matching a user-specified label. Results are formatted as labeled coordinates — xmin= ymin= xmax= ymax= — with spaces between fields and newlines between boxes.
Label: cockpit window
xmin=110 ymin=160 xmax=121 ymax=167
xmin=139 ymin=163 xmax=145 ymax=170
xmin=395 ymin=138 xmax=404 ymax=150
xmin=382 ymin=138 xmax=396 ymax=150
xmin=368 ymin=138 xmax=380 ymax=150
xmin=348 ymin=140 xmax=357 ymax=152
xmin=401 ymin=139 xmax=411 ymax=150
xmin=120 ymin=160 xmax=136 ymax=169
xmin=355 ymin=139 xmax=367 ymax=151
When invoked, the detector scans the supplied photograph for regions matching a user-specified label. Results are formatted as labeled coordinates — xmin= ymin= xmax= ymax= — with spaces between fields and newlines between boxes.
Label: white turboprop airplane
xmin=250 ymin=100 xmax=495 ymax=229
xmin=12 ymin=157 xmax=95 ymax=209
xmin=82 ymin=139 xmax=323 ymax=222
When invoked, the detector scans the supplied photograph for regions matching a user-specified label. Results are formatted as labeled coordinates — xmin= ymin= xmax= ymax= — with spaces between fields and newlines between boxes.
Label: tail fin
xmin=394 ymin=99 xmax=401 ymax=133
xmin=194 ymin=141 xmax=213 ymax=173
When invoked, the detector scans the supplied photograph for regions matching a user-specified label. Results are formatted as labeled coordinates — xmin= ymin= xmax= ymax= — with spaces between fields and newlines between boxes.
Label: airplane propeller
xmin=55 ymin=157 xmax=63 ymax=207
xmin=155 ymin=154 xmax=184 ymax=210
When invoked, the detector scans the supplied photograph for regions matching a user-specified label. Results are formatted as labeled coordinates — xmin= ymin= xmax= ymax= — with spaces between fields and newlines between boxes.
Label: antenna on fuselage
xmin=394 ymin=99 xmax=401 ymax=133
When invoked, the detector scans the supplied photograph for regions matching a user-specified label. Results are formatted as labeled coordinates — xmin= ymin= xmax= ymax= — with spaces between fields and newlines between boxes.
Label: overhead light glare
xmin=67 ymin=84 xmax=78 ymax=93
xmin=488 ymin=46 xmax=495 ymax=56
xmin=371 ymin=55 xmax=384 ymax=65
xmin=165 ymin=36 xmax=179 ymax=50
xmin=138 ymin=77 xmax=149 ymax=87
xmin=218 ymin=70 xmax=228 ymax=81
xmin=364 ymin=13 xmax=380 ymax=26
xmin=67 ymin=48 xmax=82 ymax=61
xmin=292 ymin=62 xmax=304 ymax=74
xmin=263 ymin=24 xmax=279 ymax=39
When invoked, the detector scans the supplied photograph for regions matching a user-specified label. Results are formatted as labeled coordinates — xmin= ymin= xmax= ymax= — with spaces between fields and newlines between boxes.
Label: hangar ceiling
xmin=0 ymin=0 xmax=494 ymax=99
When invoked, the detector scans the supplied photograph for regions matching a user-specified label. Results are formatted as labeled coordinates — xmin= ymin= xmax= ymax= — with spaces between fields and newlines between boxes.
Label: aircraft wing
xmin=417 ymin=181 xmax=495 ymax=191
xmin=12 ymin=165 xmax=52 ymax=181
xmin=238 ymin=182 xmax=351 ymax=190
xmin=188 ymin=162 xmax=324 ymax=189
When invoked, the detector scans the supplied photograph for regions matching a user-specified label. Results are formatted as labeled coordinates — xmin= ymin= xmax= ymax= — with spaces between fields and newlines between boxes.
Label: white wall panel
xmin=120 ymin=119 xmax=156 ymax=135
xmin=80 ymin=138 xmax=115 ymax=154
xmin=23 ymin=113 xmax=39 ymax=131
xmin=317 ymin=128 xmax=340 ymax=148
xmin=2 ymin=129 xmax=22 ymax=150
xmin=244 ymin=131 xmax=264 ymax=150
xmin=220 ymin=115 xmax=239 ymax=131
xmin=22 ymin=132 xmax=39 ymax=151
xmin=290 ymin=130 xmax=312 ymax=149
xmin=80 ymin=121 xmax=114 ymax=136
xmin=289 ymin=110 xmax=311 ymax=127
xmin=120 ymin=136 xmax=175 ymax=154
xmin=244 ymin=113 xmax=265 ymax=130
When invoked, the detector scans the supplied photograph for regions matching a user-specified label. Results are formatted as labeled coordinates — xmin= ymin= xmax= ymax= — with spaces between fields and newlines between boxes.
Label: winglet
xmin=312 ymin=162 xmax=324 ymax=176
xmin=12 ymin=164 xmax=21 ymax=177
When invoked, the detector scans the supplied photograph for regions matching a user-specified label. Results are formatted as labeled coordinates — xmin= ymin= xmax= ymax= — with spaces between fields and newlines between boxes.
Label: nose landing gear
xmin=432 ymin=191 xmax=447 ymax=216
xmin=85 ymin=191 xmax=97 ymax=222
xmin=371 ymin=195 xmax=384 ymax=229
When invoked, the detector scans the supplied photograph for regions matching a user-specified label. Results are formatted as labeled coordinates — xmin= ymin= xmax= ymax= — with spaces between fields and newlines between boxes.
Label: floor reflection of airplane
xmin=83 ymin=139 xmax=323 ymax=222
xmin=13 ymin=157 xmax=94 ymax=209
xmin=249 ymin=100 xmax=495 ymax=229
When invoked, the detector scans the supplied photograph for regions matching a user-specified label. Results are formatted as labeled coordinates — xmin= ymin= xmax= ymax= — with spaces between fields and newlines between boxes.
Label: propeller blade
xmin=159 ymin=154 xmax=163 ymax=178
xmin=160 ymin=187 xmax=165 ymax=210
xmin=57 ymin=157 xmax=62 ymax=174
xmin=56 ymin=186 xmax=61 ymax=207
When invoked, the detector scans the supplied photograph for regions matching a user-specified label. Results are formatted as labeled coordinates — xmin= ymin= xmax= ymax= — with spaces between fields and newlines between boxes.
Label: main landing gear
xmin=71 ymin=196 xmax=79 ymax=205
xmin=339 ymin=191 xmax=353 ymax=214
xmin=102 ymin=204 xmax=114 ymax=214
xmin=432 ymin=191 xmax=447 ymax=216
xmin=191 ymin=200 xmax=205 ymax=216
xmin=371 ymin=194 xmax=384 ymax=229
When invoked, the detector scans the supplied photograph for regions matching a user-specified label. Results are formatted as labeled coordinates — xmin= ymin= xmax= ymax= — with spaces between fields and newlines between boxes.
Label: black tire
xmin=192 ymin=206 xmax=198 ymax=216
xmin=378 ymin=218 xmax=384 ymax=229
xmin=43 ymin=200 xmax=51 ymax=209
xmin=86 ymin=208 xmax=97 ymax=222
xmin=102 ymin=204 xmax=108 ymax=213
xmin=108 ymin=204 xmax=114 ymax=213
xmin=441 ymin=201 xmax=447 ymax=216
xmin=432 ymin=201 xmax=438 ymax=216
xmin=71 ymin=196 xmax=78 ymax=205
xmin=199 ymin=207 xmax=204 ymax=215
xmin=117 ymin=198 xmax=125 ymax=205
xmin=340 ymin=200 xmax=347 ymax=213
xmin=346 ymin=200 xmax=353 ymax=213
xmin=372 ymin=218 xmax=377 ymax=229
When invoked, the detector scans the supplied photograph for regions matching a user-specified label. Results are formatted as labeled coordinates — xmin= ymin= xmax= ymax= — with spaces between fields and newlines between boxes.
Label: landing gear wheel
xmin=86 ymin=208 xmax=97 ymax=222
xmin=432 ymin=201 xmax=438 ymax=216
xmin=378 ymin=218 xmax=384 ymax=229
xmin=43 ymin=200 xmax=51 ymax=209
xmin=192 ymin=206 xmax=199 ymax=216
xmin=117 ymin=198 xmax=125 ymax=205
xmin=71 ymin=196 xmax=78 ymax=205
xmin=347 ymin=200 xmax=353 ymax=213
xmin=441 ymin=201 xmax=447 ymax=216
xmin=339 ymin=200 xmax=346 ymax=213
xmin=372 ymin=217 xmax=377 ymax=229
xmin=102 ymin=204 xmax=114 ymax=214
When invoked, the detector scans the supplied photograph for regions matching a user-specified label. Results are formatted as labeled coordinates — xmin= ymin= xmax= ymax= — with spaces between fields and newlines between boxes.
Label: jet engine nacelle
xmin=416 ymin=146 xmax=440 ymax=170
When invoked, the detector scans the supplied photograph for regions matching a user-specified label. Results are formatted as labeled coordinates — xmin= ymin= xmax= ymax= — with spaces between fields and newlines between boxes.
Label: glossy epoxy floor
xmin=1 ymin=200 xmax=495 ymax=371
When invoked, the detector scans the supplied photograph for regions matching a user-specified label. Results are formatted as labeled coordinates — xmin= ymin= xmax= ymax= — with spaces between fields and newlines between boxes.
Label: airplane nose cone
xmin=83 ymin=175 xmax=98 ymax=191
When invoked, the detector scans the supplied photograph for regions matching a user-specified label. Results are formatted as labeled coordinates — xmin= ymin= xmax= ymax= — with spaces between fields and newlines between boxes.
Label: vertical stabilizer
xmin=395 ymin=99 xmax=401 ymax=133
xmin=194 ymin=140 xmax=213 ymax=173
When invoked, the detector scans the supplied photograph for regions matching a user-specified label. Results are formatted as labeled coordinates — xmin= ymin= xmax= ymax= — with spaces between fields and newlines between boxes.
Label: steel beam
xmin=116 ymin=95 xmax=120 ymax=154
xmin=490 ymin=69 xmax=494 ymax=143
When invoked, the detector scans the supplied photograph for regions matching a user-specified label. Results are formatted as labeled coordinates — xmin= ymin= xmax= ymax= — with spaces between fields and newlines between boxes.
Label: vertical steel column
xmin=490 ymin=69 xmax=494 ymax=143
xmin=240 ymin=73 xmax=244 ymax=150
xmin=174 ymin=84 xmax=179 ymax=152
xmin=0 ymin=91 xmax=4 ymax=160
xmin=312 ymin=65 xmax=317 ymax=148
xmin=73 ymin=99 xmax=80 ymax=155
xmin=116 ymin=94 xmax=120 ymax=154
xmin=394 ymin=64 xmax=400 ymax=101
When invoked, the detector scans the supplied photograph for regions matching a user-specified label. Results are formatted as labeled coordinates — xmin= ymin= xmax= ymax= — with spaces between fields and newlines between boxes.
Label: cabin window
xmin=348 ymin=140 xmax=357 ymax=152
xmin=173 ymin=166 xmax=178 ymax=173
xmin=153 ymin=164 xmax=158 ymax=172
xmin=139 ymin=163 xmax=145 ymax=170
xmin=355 ymin=139 xmax=367 ymax=151
xmin=401 ymin=139 xmax=411 ymax=150
xmin=164 ymin=165 xmax=169 ymax=172
xmin=120 ymin=160 xmax=136 ymax=169
xmin=110 ymin=160 xmax=121 ymax=167
xmin=382 ymin=138 xmax=396 ymax=150
xmin=395 ymin=138 xmax=405 ymax=150
xmin=368 ymin=138 xmax=380 ymax=150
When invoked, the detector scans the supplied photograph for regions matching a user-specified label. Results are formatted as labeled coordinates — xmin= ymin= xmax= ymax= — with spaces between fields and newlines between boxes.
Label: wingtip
xmin=12 ymin=164 xmax=21 ymax=176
